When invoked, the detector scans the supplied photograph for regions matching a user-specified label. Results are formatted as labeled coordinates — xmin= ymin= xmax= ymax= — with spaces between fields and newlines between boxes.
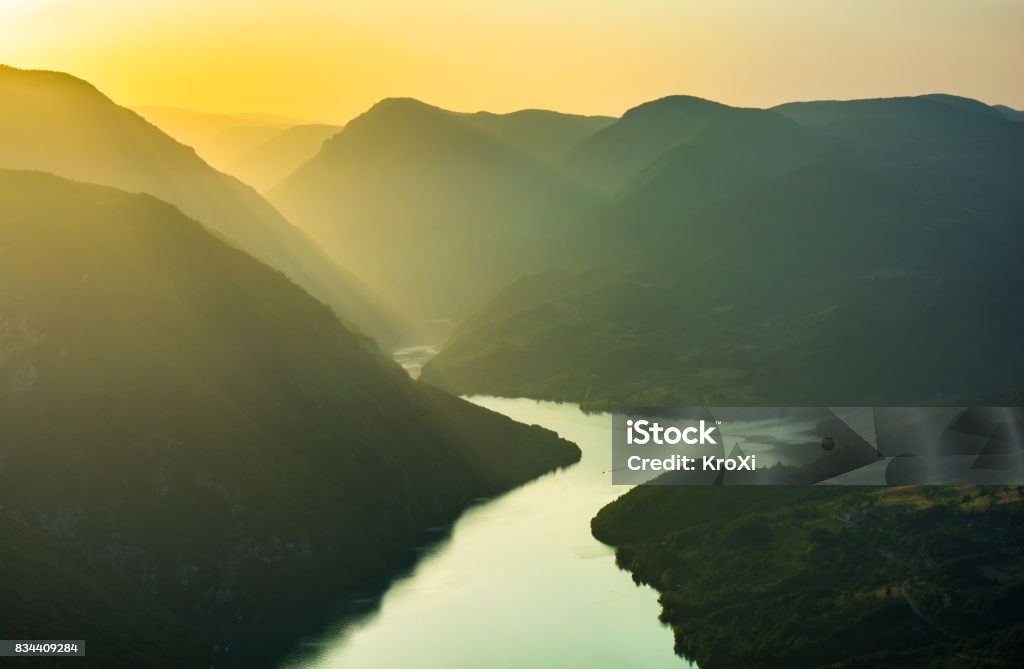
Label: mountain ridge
xmin=0 ymin=64 xmax=405 ymax=346
xmin=423 ymin=94 xmax=1024 ymax=408
xmin=0 ymin=168 xmax=580 ymax=667
xmin=270 ymin=96 xmax=603 ymax=326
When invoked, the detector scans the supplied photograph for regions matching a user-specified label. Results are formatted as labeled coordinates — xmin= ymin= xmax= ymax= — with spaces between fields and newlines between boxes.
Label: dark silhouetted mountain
xmin=774 ymin=94 xmax=1024 ymax=220
xmin=0 ymin=66 xmax=404 ymax=346
xmin=773 ymin=94 xmax=1009 ymax=130
xmin=993 ymin=104 xmax=1024 ymax=122
xmin=0 ymin=515 xmax=210 ymax=668
xmin=225 ymin=123 xmax=341 ymax=192
xmin=423 ymin=95 xmax=1024 ymax=408
xmin=564 ymin=95 xmax=823 ymax=194
xmin=269 ymin=97 xmax=602 ymax=324
xmin=0 ymin=170 xmax=579 ymax=667
xmin=555 ymin=99 xmax=832 ymax=265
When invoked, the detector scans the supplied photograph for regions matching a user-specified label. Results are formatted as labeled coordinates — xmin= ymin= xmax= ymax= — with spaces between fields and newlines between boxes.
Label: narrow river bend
xmin=279 ymin=395 xmax=692 ymax=668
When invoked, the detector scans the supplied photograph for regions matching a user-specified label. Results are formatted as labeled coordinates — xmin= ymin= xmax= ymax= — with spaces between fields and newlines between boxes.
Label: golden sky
xmin=2 ymin=0 xmax=1022 ymax=123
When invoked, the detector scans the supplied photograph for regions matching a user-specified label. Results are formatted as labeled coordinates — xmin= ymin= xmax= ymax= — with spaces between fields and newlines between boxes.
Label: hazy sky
xmin=2 ymin=0 xmax=1021 ymax=123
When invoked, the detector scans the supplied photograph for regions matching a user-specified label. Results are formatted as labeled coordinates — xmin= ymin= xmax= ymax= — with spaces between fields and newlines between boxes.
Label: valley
xmin=278 ymin=397 xmax=690 ymax=669
xmin=422 ymin=95 xmax=1024 ymax=408
xmin=0 ymin=170 xmax=578 ymax=668
xmin=1 ymin=58 xmax=1022 ymax=669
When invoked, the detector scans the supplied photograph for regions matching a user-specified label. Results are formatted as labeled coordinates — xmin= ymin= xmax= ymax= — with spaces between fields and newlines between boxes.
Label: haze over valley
xmin=1 ymin=12 xmax=1023 ymax=663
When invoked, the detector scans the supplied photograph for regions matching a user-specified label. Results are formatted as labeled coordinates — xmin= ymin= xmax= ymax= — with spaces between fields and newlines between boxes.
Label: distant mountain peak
xmin=0 ymin=64 xmax=109 ymax=102
xmin=1 ymin=64 xmax=93 ymax=87
xmin=773 ymin=93 xmax=1014 ymax=132
xmin=916 ymin=93 xmax=1006 ymax=117
xmin=917 ymin=92 xmax=987 ymax=105
xmin=330 ymin=97 xmax=462 ymax=145
xmin=993 ymin=104 xmax=1024 ymax=121
xmin=363 ymin=96 xmax=449 ymax=118
xmin=622 ymin=95 xmax=733 ymax=119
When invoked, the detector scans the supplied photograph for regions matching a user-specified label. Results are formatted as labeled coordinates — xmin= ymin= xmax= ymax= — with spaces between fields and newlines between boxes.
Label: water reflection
xmin=278 ymin=397 xmax=692 ymax=669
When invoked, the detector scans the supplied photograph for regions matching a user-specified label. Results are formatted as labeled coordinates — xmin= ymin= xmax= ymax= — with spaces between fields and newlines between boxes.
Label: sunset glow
xmin=2 ymin=0 xmax=1022 ymax=121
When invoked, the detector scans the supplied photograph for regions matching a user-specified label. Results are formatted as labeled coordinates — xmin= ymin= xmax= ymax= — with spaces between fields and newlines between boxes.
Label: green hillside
xmin=591 ymin=485 xmax=1024 ymax=668
xmin=0 ymin=170 xmax=579 ymax=667
xmin=0 ymin=66 xmax=404 ymax=346
xmin=564 ymin=95 xmax=822 ymax=194
xmin=0 ymin=515 xmax=210 ymax=668
xmin=423 ymin=95 xmax=1024 ymax=408
xmin=270 ymin=98 xmax=603 ymax=324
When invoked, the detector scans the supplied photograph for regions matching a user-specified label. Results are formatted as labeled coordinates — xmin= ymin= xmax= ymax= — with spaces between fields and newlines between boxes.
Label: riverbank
xmin=278 ymin=397 xmax=692 ymax=669
xmin=592 ymin=485 xmax=1024 ymax=668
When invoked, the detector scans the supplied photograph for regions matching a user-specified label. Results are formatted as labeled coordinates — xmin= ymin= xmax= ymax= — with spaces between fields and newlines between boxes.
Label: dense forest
xmin=593 ymin=485 xmax=1024 ymax=668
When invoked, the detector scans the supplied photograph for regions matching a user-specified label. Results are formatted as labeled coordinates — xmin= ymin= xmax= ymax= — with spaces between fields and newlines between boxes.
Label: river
xmin=278 ymin=395 xmax=693 ymax=668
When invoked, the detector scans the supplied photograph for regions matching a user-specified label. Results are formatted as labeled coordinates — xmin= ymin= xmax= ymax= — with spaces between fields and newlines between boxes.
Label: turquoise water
xmin=279 ymin=396 xmax=692 ymax=669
